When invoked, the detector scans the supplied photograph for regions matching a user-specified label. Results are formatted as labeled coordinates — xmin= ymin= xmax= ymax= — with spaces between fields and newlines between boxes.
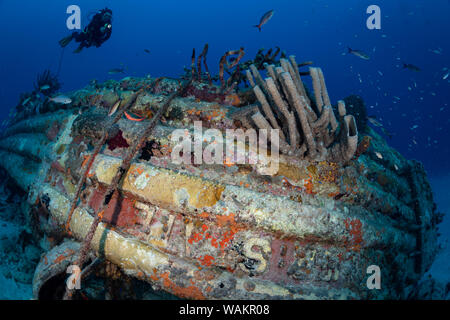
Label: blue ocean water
xmin=0 ymin=0 xmax=448 ymax=298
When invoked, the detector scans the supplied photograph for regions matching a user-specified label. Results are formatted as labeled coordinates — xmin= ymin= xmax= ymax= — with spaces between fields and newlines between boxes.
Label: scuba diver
xmin=59 ymin=8 xmax=113 ymax=53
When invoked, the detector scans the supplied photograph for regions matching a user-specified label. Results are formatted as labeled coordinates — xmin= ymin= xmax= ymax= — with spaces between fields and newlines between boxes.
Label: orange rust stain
xmin=225 ymin=93 xmax=241 ymax=107
xmin=304 ymin=175 xmax=317 ymax=195
xmin=150 ymin=268 xmax=159 ymax=281
xmin=224 ymin=157 xmax=235 ymax=167
xmin=188 ymin=232 xmax=204 ymax=244
xmin=199 ymin=211 xmax=209 ymax=219
xmin=54 ymin=254 xmax=67 ymax=264
xmin=345 ymin=218 xmax=364 ymax=251
xmin=199 ymin=255 xmax=215 ymax=267
xmin=81 ymin=155 xmax=90 ymax=168
xmin=226 ymin=266 xmax=235 ymax=273
xmin=216 ymin=213 xmax=235 ymax=227
xmin=160 ymin=272 xmax=205 ymax=300
xmin=328 ymin=191 xmax=340 ymax=198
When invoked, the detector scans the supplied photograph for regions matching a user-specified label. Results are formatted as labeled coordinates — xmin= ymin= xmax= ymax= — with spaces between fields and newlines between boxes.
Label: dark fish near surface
xmin=108 ymin=68 xmax=126 ymax=75
xmin=144 ymin=49 xmax=150 ymax=54
xmin=403 ymin=63 xmax=420 ymax=72
xmin=348 ymin=47 xmax=370 ymax=60
xmin=254 ymin=10 xmax=274 ymax=32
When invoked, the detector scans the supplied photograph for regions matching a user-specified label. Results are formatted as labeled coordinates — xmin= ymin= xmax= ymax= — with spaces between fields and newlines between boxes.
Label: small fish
xmin=254 ymin=10 xmax=274 ymax=32
xmin=347 ymin=47 xmax=370 ymax=60
xmin=411 ymin=125 xmax=419 ymax=130
xmin=403 ymin=63 xmax=420 ymax=72
xmin=380 ymin=127 xmax=393 ymax=139
xmin=144 ymin=49 xmax=151 ymax=54
xmin=367 ymin=116 xmax=383 ymax=127
xmin=49 ymin=95 xmax=72 ymax=104
xmin=22 ymin=97 xmax=31 ymax=106
xmin=40 ymin=85 xmax=51 ymax=91
xmin=108 ymin=68 xmax=126 ymax=75
xmin=375 ymin=152 xmax=383 ymax=160
xmin=430 ymin=49 xmax=442 ymax=55
xmin=443 ymin=72 xmax=449 ymax=80
xmin=124 ymin=111 xmax=145 ymax=122
xmin=108 ymin=100 xmax=121 ymax=117
xmin=368 ymin=116 xmax=393 ymax=138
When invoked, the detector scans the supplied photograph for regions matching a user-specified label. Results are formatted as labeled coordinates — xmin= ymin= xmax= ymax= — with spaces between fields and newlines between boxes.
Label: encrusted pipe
xmin=265 ymin=77 xmax=298 ymax=150
xmin=246 ymin=69 xmax=255 ymax=87
xmin=288 ymin=55 xmax=309 ymax=105
xmin=279 ymin=72 xmax=317 ymax=158
xmin=250 ymin=64 xmax=267 ymax=92
xmin=338 ymin=100 xmax=347 ymax=117
xmin=309 ymin=67 xmax=324 ymax=113
xmin=1 ymin=110 xmax=73 ymax=139
xmin=317 ymin=68 xmax=331 ymax=107
xmin=329 ymin=115 xmax=358 ymax=163
xmin=251 ymin=111 xmax=290 ymax=153
xmin=253 ymin=85 xmax=285 ymax=139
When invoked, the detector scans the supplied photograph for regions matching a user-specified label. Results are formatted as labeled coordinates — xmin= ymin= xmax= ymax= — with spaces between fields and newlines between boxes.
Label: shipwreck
xmin=0 ymin=49 xmax=442 ymax=300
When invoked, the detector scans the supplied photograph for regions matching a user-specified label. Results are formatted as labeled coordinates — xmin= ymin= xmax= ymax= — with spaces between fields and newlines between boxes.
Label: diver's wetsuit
xmin=59 ymin=8 xmax=112 ymax=53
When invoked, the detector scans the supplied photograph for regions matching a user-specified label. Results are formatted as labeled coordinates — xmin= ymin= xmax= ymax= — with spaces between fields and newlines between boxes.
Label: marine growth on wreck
xmin=0 ymin=35 xmax=445 ymax=300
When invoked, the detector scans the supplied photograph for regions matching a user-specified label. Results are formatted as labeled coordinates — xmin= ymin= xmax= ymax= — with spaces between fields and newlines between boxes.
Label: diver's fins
xmin=73 ymin=46 xmax=83 ymax=54
xmin=59 ymin=35 xmax=73 ymax=48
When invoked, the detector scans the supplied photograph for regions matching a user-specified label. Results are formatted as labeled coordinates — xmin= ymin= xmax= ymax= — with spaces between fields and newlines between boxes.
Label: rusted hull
xmin=0 ymin=76 xmax=440 ymax=300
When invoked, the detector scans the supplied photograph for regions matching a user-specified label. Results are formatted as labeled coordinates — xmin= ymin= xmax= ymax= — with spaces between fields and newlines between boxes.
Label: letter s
xmin=239 ymin=238 xmax=271 ymax=273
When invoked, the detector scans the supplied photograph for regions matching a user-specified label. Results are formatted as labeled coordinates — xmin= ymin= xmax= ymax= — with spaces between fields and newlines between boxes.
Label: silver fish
xmin=108 ymin=68 xmax=126 ymax=75
xmin=348 ymin=47 xmax=370 ymax=60
xmin=367 ymin=116 xmax=383 ymax=127
xmin=49 ymin=95 xmax=72 ymax=105
xmin=108 ymin=100 xmax=121 ymax=117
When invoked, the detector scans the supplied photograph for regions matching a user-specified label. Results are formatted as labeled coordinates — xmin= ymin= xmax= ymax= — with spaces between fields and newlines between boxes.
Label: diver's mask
xmin=102 ymin=12 xmax=112 ymax=23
